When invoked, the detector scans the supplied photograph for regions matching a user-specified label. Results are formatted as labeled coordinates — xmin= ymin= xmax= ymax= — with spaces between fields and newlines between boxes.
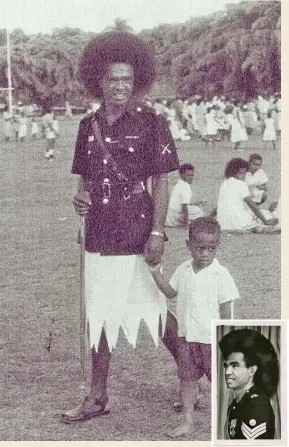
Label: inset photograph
xmin=212 ymin=320 xmax=287 ymax=445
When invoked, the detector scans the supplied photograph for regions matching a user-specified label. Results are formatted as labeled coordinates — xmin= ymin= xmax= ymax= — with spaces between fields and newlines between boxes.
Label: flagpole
xmin=6 ymin=28 xmax=13 ymax=114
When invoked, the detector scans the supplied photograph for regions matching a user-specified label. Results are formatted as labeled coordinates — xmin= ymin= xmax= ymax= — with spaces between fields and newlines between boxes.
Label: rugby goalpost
xmin=0 ymin=29 xmax=13 ymax=113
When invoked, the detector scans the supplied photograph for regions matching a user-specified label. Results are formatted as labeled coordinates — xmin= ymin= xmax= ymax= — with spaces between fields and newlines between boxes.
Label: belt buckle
xmin=122 ymin=177 xmax=131 ymax=200
xmin=102 ymin=179 xmax=111 ymax=204
xmin=123 ymin=186 xmax=131 ymax=200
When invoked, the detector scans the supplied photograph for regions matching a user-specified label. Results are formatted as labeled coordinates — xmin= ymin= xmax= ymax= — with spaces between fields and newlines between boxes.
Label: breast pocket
xmin=118 ymin=135 xmax=147 ymax=177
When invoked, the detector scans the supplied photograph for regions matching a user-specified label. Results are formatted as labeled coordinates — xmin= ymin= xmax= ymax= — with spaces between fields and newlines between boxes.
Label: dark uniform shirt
xmin=71 ymin=103 xmax=179 ymax=254
xmin=227 ymin=385 xmax=275 ymax=440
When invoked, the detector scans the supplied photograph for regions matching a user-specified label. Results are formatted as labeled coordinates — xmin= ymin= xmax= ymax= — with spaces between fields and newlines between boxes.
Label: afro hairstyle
xmin=219 ymin=328 xmax=280 ymax=398
xmin=78 ymin=32 xmax=157 ymax=99
xmin=224 ymin=158 xmax=249 ymax=178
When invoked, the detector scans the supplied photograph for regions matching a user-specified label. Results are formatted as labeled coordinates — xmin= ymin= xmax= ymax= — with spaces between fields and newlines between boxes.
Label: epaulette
xmin=134 ymin=104 xmax=157 ymax=115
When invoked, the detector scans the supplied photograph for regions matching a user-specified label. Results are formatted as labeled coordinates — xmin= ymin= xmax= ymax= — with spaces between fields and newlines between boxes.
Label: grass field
xmin=0 ymin=117 xmax=280 ymax=441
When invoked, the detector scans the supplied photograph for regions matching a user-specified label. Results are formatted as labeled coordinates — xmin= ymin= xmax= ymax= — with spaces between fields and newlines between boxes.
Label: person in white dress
xmin=230 ymin=106 xmax=248 ymax=150
xmin=275 ymin=94 xmax=281 ymax=134
xmin=242 ymin=104 xmax=257 ymax=135
xmin=257 ymin=95 xmax=270 ymax=130
xmin=18 ymin=112 xmax=27 ymax=142
xmin=217 ymin=158 xmax=278 ymax=231
xmin=195 ymin=98 xmax=207 ymax=140
xmin=215 ymin=107 xmax=230 ymax=140
xmin=31 ymin=117 xmax=38 ymax=138
xmin=223 ymin=104 xmax=234 ymax=137
xmin=12 ymin=109 xmax=21 ymax=141
xmin=245 ymin=154 xmax=268 ymax=204
xmin=165 ymin=164 xmax=204 ymax=227
xmin=263 ymin=111 xmax=276 ymax=149
xmin=42 ymin=108 xmax=56 ymax=159
xmin=204 ymin=107 xmax=219 ymax=146
xmin=65 ymin=100 xmax=73 ymax=119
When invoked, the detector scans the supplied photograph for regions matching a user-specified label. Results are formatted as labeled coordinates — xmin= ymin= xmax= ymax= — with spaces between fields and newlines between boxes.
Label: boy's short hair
xmin=224 ymin=158 xmax=248 ymax=178
xmin=189 ymin=216 xmax=220 ymax=241
xmin=249 ymin=153 xmax=263 ymax=163
xmin=179 ymin=163 xmax=195 ymax=175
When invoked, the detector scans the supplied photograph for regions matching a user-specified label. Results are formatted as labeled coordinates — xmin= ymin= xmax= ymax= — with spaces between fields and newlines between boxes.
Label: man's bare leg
xmin=61 ymin=329 xmax=111 ymax=423
xmin=89 ymin=330 xmax=111 ymax=403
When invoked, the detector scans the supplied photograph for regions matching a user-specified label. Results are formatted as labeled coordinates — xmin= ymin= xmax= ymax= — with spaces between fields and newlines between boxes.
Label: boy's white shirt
xmin=245 ymin=168 xmax=268 ymax=186
xmin=245 ymin=169 xmax=268 ymax=202
xmin=168 ymin=179 xmax=192 ymax=212
xmin=169 ymin=258 xmax=239 ymax=344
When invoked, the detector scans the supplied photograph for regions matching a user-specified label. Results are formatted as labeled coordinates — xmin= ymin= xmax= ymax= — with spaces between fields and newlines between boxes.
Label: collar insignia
xmin=161 ymin=144 xmax=171 ymax=154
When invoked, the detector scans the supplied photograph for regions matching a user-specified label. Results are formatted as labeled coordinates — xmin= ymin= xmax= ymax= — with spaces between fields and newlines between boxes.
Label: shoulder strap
xmin=90 ymin=118 xmax=110 ymax=159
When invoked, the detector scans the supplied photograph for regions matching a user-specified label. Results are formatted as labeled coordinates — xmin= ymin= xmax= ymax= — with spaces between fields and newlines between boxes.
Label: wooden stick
xmin=79 ymin=216 xmax=86 ymax=378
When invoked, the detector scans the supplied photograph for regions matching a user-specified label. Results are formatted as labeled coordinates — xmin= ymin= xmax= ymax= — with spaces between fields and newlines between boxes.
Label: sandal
xmin=61 ymin=396 xmax=110 ymax=424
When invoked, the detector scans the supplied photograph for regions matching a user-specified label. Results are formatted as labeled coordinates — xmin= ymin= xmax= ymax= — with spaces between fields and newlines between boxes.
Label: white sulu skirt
xmin=85 ymin=252 xmax=168 ymax=352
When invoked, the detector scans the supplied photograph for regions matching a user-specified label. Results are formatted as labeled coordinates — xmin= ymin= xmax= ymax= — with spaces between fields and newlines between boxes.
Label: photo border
xmin=1 ymin=0 xmax=287 ymax=446
xmin=212 ymin=319 xmax=288 ymax=446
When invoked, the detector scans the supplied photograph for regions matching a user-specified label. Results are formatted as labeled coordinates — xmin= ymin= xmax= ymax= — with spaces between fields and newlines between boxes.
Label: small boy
xmin=165 ymin=163 xmax=205 ymax=227
xmin=150 ymin=217 xmax=240 ymax=438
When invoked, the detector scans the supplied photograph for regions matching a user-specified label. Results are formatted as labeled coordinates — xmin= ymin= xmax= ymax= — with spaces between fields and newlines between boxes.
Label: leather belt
xmin=100 ymin=180 xmax=146 ymax=204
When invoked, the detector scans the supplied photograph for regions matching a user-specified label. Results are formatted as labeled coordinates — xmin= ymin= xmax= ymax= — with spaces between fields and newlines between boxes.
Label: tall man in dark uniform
xmin=219 ymin=328 xmax=279 ymax=439
xmin=61 ymin=32 xmax=180 ymax=423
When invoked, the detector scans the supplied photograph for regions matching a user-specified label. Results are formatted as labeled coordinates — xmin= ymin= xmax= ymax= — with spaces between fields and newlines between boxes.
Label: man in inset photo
xmin=218 ymin=328 xmax=280 ymax=440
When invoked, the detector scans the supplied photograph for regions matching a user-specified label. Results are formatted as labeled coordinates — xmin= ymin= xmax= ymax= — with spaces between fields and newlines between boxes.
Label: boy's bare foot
xmin=173 ymin=398 xmax=200 ymax=412
xmin=167 ymin=423 xmax=193 ymax=438
xmin=173 ymin=401 xmax=182 ymax=413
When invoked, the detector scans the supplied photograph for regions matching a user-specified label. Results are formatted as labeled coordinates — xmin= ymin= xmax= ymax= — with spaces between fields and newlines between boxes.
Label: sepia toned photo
xmin=212 ymin=320 xmax=287 ymax=446
xmin=0 ymin=0 xmax=283 ymax=443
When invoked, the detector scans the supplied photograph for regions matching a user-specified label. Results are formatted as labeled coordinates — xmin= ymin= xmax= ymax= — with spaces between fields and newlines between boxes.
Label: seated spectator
xmin=165 ymin=164 xmax=204 ymax=227
xmin=245 ymin=154 xmax=268 ymax=205
xmin=217 ymin=158 xmax=278 ymax=231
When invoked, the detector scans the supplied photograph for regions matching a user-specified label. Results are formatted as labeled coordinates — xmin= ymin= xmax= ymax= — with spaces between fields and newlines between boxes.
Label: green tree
xmin=0 ymin=1 xmax=281 ymax=105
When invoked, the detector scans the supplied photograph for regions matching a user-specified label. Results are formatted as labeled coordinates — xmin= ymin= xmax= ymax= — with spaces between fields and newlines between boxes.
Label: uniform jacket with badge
xmin=71 ymin=103 xmax=179 ymax=255
xmin=227 ymin=385 xmax=275 ymax=440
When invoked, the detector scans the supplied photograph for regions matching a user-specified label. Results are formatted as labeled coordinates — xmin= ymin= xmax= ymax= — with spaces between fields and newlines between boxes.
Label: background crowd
xmin=1 ymin=92 xmax=281 ymax=151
